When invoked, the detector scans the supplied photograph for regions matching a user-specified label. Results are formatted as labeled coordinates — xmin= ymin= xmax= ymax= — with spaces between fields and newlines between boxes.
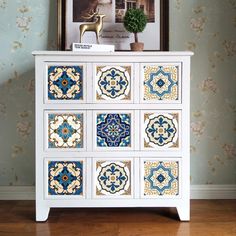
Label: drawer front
xmin=94 ymin=159 xmax=133 ymax=198
xmin=45 ymin=62 xmax=182 ymax=104
xmin=141 ymin=110 xmax=181 ymax=150
xmin=141 ymin=159 xmax=180 ymax=198
xmin=46 ymin=111 xmax=86 ymax=151
xmin=47 ymin=64 xmax=85 ymax=102
xmin=47 ymin=160 xmax=84 ymax=197
xmin=94 ymin=64 xmax=133 ymax=103
xmin=94 ymin=110 xmax=134 ymax=150
xmin=141 ymin=63 xmax=181 ymax=103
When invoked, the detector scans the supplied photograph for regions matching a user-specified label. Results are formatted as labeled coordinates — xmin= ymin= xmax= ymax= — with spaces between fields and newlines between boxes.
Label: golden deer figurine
xmin=79 ymin=10 xmax=105 ymax=44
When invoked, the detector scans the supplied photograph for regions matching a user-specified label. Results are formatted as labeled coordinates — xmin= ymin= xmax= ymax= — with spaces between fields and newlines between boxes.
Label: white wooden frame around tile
xmin=140 ymin=157 xmax=182 ymax=199
xmin=44 ymin=157 xmax=86 ymax=200
xmin=140 ymin=109 xmax=182 ymax=151
xmin=92 ymin=157 xmax=134 ymax=199
xmin=140 ymin=62 xmax=182 ymax=104
xmin=44 ymin=110 xmax=87 ymax=152
xmin=93 ymin=109 xmax=135 ymax=151
xmin=44 ymin=62 xmax=87 ymax=104
xmin=93 ymin=63 xmax=134 ymax=104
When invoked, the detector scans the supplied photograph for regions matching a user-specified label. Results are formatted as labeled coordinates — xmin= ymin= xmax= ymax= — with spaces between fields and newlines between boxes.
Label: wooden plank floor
xmin=0 ymin=200 xmax=235 ymax=236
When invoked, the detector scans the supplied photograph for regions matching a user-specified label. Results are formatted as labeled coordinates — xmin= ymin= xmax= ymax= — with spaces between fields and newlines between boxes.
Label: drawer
xmin=46 ymin=63 xmax=86 ymax=103
xmin=141 ymin=110 xmax=181 ymax=150
xmin=93 ymin=158 xmax=133 ymax=198
xmin=93 ymin=110 xmax=135 ymax=151
xmin=141 ymin=63 xmax=181 ymax=103
xmin=140 ymin=158 xmax=180 ymax=198
xmin=46 ymin=159 xmax=85 ymax=198
xmin=45 ymin=110 xmax=86 ymax=151
xmin=93 ymin=63 xmax=134 ymax=103
xmin=45 ymin=62 xmax=182 ymax=105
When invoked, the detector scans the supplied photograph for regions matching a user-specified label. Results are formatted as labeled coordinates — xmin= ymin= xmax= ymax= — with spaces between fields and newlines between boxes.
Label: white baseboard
xmin=190 ymin=185 xmax=236 ymax=199
xmin=0 ymin=185 xmax=235 ymax=200
xmin=0 ymin=186 xmax=35 ymax=200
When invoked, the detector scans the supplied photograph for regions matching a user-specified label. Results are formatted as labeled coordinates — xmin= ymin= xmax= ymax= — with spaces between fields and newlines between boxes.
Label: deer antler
xmin=81 ymin=9 xmax=99 ymax=20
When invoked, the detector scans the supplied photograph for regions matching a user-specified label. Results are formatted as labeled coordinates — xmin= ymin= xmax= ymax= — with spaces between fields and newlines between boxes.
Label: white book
xmin=72 ymin=43 xmax=115 ymax=52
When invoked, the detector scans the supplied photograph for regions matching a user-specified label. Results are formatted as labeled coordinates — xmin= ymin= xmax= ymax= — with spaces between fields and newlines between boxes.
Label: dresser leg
xmin=36 ymin=205 xmax=50 ymax=222
xmin=176 ymin=206 xmax=190 ymax=221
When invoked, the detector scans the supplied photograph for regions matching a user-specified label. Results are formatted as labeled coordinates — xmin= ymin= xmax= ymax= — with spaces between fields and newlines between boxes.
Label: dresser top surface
xmin=32 ymin=51 xmax=194 ymax=57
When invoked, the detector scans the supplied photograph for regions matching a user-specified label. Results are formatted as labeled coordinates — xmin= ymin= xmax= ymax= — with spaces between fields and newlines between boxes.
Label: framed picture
xmin=58 ymin=0 xmax=169 ymax=51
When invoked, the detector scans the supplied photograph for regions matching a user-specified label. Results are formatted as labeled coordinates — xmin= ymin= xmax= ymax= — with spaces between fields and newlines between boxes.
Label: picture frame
xmin=57 ymin=0 xmax=169 ymax=51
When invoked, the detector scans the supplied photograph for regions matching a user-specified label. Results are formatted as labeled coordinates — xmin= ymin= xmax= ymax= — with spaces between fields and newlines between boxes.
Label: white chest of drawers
xmin=33 ymin=51 xmax=193 ymax=221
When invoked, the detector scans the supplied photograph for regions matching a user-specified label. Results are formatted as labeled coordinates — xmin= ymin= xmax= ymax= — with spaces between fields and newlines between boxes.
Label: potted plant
xmin=123 ymin=8 xmax=147 ymax=51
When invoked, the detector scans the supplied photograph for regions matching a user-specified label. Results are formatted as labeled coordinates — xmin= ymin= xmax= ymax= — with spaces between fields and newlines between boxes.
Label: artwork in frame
xmin=58 ymin=0 xmax=169 ymax=51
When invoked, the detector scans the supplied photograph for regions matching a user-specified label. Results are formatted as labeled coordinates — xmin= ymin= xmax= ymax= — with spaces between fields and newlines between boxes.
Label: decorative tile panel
xmin=48 ymin=113 xmax=83 ymax=148
xmin=97 ymin=113 xmax=131 ymax=147
xmin=48 ymin=66 xmax=83 ymax=100
xmin=143 ymin=65 xmax=178 ymax=101
xmin=144 ymin=112 xmax=179 ymax=149
xmin=96 ymin=160 xmax=131 ymax=196
xmin=143 ymin=160 xmax=179 ymax=196
xmin=48 ymin=161 xmax=83 ymax=195
xmin=96 ymin=66 xmax=131 ymax=100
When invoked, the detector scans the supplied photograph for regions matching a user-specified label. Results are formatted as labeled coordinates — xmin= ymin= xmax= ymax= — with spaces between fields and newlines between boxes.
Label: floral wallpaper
xmin=170 ymin=0 xmax=236 ymax=184
xmin=0 ymin=0 xmax=235 ymax=186
xmin=0 ymin=0 xmax=57 ymax=186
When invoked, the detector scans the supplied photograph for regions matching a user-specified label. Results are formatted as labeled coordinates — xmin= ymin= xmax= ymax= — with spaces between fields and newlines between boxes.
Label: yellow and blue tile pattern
xmin=96 ymin=160 xmax=131 ymax=196
xmin=96 ymin=66 xmax=131 ymax=100
xmin=143 ymin=65 xmax=178 ymax=101
xmin=144 ymin=160 xmax=179 ymax=196
xmin=48 ymin=113 xmax=83 ymax=148
xmin=48 ymin=66 xmax=83 ymax=100
xmin=97 ymin=113 xmax=131 ymax=147
xmin=48 ymin=161 xmax=83 ymax=195
xmin=144 ymin=112 xmax=179 ymax=149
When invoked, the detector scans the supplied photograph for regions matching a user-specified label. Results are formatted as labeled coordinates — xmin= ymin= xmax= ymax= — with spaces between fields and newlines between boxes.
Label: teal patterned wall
xmin=0 ymin=0 xmax=235 ymax=186
xmin=0 ymin=0 xmax=57 ymax=186
xmin=170 ymin=0 xmax=236 ymax=184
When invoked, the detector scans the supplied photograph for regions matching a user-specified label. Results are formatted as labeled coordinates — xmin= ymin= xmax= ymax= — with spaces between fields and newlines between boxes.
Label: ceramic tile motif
xmin=96 ymin=66 xmax=131 ymax=100
xmin=48 ymin=66 xmax=83 ymax=100
xmin=48 ymin=161 xmax=83 ymax=195
xmin=144 ymin=161 xmax=179 ymax=196
xmin=48 ymin=113 xmax=83 ymax=148
xmin=97 ymin=113 xmax=131 ymax=147
xmin=96 ymin=161 xmax=131 ymax=196
xmin=143 ymin=65 xmax=178 ymax=101
xmin=144 ymin=112 xmax=179 ymax=149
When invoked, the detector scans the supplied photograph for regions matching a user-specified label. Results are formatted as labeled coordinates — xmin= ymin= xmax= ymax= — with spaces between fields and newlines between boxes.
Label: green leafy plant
xmin=123 ymin=8 xmax=148 ymax=43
